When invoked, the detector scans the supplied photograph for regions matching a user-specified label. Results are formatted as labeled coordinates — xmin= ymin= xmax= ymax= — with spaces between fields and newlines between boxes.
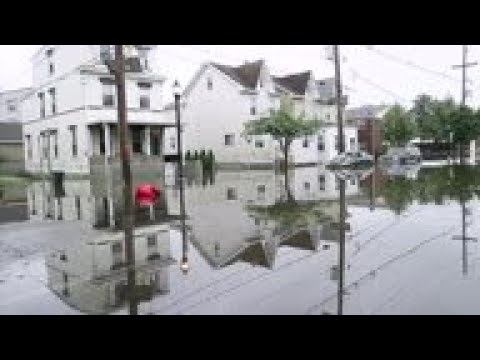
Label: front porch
xmin=88 ymin=123 xmax=172 ymax=159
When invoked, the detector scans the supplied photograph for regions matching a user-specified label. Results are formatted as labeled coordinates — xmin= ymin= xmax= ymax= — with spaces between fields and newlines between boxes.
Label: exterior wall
xmin=358 ymin=118 xmax=384 ymax=156
xmin=174 ymin=63 xmax=356 ymax=166
xmin=0 ymin=144 xmax=24 ymax=162
xmin=0 ymin=88 xmax=31 ymax=123
xmin=22 ymin=46 xmax=170 ymax=175
xmin=181 ymin=65 xmax=277 ymax=165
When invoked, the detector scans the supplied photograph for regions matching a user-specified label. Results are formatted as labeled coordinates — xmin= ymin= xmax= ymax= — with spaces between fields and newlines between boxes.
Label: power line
xmin=360 ymin=45 xmax=470 ymax=84
xmin=348 ymin=68 xmax=410 ymax=104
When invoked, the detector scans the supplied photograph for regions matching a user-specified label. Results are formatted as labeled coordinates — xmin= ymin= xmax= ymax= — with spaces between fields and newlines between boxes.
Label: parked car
xmin=380 ymin=145 xmax=421 ymax=165
xmin=327 ymin=151 xmax=374 ymax=168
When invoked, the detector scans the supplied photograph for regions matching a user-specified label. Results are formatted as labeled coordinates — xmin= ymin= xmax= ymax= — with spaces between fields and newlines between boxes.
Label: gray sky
xmin=2 ymin=45 xmax=479 ymax=108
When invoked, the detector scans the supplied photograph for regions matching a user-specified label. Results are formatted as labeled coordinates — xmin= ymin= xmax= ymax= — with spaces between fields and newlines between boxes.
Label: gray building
xmin=0 ymin=88 xmax=31 ymax=172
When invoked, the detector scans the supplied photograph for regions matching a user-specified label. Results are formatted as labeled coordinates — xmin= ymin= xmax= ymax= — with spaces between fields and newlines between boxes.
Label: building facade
xmin=164 ymin=60 xmax=357 ymax=167
xmin=22 ymin=45 xmax=174 ymax=175
xmin=346 ymin=105 xmax=389 ymax=158
xmin=0 ymin=88 xmax=31 ymax=171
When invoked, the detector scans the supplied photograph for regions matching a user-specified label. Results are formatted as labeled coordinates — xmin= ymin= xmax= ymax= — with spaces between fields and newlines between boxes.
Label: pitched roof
xmin=272 ymin=71 xmax=312 ymax=96
xmin=211 ymin=60 xmax=264 ymax=90
xmin=346 ymin=105 xmax=390 ymax=120
xmin=224 ymin=241 xmax=274 ymax=269
xmin=0 ymin=123 xmax=22 ymax=142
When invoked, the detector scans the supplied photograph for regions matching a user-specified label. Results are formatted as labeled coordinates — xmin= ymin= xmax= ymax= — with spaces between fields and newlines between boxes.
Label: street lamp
xmin=173 ymin=80 xmax=189 ymax=275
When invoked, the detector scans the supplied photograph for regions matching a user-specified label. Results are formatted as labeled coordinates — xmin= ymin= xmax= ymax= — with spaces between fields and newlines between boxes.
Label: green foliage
xmin=199 ymin=149 xmax=206 ymax=161
xmin=407 ymin=95 xmax=480 ymax=145
xmin=449 ymin=106 xmax=480 ymax=144
xmin=378 ymin=166 xmax=480 ymax=214
xmin=193 ymin=150 xmax=199 ymax=160
xmin=243 ymin=96 xmax=321 ymax=144
xmin=383 ymin=104 xmax=416 ymax=146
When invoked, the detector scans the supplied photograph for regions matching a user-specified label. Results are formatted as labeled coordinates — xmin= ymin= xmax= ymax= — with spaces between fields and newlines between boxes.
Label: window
xmin=170 ymin=136 xmax=176 ymax=149
xmin=140 ymin=95 xmax=150 ymax=109
xmin=335 ymin=135 xmax=339 ymax=151
xmin=250 ymin=106 xmax=256 ymax=115
xmin=304 ymin=182 xmax=311 ymax=191
xmin=326 ymin=114 xmax=330 ymax=121
xmin=25 ymin=135 xmax=32 ymax=160
xmin=319 ymin=175 xmax=325 ymax=191
xmin=38 ymin=92 xmax=45 ymax=118
xmin=46 ymin=48 xmax=54 ymax=57
xmin=31 ymin=192 xmax=36 ymax=216
xmin=318 ymin=135 xmax=325 ymax=151
xmin=49 ymin=88 xmax=56 ymax=115
xmin=131 ymin=126 xmax=143 ymax=154
xmin=49 ymin=62 xmax=55 ymax=75
xmin=225 ymin=134 xmax=235 ymax=146
xmin=75 ymin=196 xmax=81 ymax=220
xmin=6 ymin=100 xmax=16 ymax=112
xmin=69 ymin=125 xmax=77 ymax=157
xmin=303 ymin=137 xmax=309 ymax=148
xmin=350 ymin=178 xmax=356 ymax=186
xmin=207 ymin=78 xmax=213 ymax=90
xmin=57 ymin=198 xmax=63 ymax=220
xmin=350 ymin=137 xmax=356 ymax=151
xmin=51 ymin=131 xmax=58 ymax=158
xmin=147 ymin=235 xmax=157 ymax=247
xmin=227 ymin=188 xmax=237 ymax=200
xmin=255 ymin=139 xmax=264 ymax=148
xmin=335 ymin=177 xmax=340 ymax=190
xmin=138 ymin=82 xmax=151 ymax=109
xmin=112 ymin=242 xmax=122 ymax=253
xmin=257 ymin=185 xmax=266 ymax=200
xmin=102 ymin=83 xmax=115 ymax=107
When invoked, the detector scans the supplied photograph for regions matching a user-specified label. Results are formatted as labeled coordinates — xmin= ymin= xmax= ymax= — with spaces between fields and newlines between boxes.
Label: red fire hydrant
xmin=135 ymin=183 xmax=161 ymax=207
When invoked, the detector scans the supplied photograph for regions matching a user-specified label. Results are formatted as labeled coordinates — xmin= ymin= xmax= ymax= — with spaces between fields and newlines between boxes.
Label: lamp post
xmin=173 ymin=81 xmax=189 ymax=274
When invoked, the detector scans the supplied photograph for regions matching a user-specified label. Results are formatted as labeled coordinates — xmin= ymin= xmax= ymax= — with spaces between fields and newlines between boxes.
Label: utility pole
xmin=334 ymin=45 xmax=345 ymax=154
xmin=114 ymin=45 xmax=136 ymax=314
xmin=452 ymin=45 xmax=477 ymax=165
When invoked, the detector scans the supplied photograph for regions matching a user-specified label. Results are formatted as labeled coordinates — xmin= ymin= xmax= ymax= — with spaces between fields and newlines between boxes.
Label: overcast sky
xmin=1 ymin=45 xmax=479 ymax=108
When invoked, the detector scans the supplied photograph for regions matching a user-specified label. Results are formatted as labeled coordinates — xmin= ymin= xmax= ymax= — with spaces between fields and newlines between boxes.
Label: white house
xmin=164 ymin=60 xmax=357 ymax=167
xmin=21 ymin=45 xmax=175 ymax=176
xmin=165 ymin=167 xmax=359 ymax=270
xmin=0 ymin=88 xmax=31 ymax=167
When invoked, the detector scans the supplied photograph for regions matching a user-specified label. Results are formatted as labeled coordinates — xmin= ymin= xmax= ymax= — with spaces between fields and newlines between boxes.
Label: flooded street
xmin=1 ymin=164 xmax=479 ymax=315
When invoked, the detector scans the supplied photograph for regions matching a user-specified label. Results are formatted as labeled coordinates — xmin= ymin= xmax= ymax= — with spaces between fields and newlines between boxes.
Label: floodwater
xmin=1 ymin=163 xmax=480 ymax=315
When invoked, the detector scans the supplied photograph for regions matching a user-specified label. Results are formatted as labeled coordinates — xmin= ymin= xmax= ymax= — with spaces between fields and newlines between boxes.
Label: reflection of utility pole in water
xmin=337 ymin=178 xmax=346 ymax=315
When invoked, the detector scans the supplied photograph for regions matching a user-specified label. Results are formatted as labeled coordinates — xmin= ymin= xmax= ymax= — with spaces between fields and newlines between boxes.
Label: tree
xmin=243 ymin=96 xmax=320 ymax=199
xmin=410 ymin=94 xmax=435 ymax=139
xmin=383 ymin=104 xmax=416 ymax=146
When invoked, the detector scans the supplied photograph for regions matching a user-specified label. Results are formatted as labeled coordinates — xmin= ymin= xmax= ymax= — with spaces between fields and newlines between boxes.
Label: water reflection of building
xmin=26 ymin=170 xmax=179 ymax=314
xmin=45 ymin=224 xmax=174 ymax=315
xmin=166 ymin=167 xmax=358 ymax=270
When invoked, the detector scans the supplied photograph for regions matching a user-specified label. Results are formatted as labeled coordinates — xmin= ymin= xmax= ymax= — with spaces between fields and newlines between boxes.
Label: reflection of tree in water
xmin=379 ymin=166 xmax=480 ymax=214
xmin=246 ymin=196 xmax=333 ymax=236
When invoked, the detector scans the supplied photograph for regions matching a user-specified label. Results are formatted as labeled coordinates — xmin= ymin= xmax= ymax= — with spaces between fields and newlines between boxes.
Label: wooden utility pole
xmin=114 ymin=45 xmax=136 ymax=312
xmin=334 ymin=45 xmax=345 ymax=154
xmin=452 ymin=45 xmax=477 ymax=165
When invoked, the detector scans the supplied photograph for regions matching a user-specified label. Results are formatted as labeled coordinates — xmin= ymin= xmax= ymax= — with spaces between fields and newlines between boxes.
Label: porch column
xmin=108 ymin=196 xmax=115 ymax=228
xmin=144 ymin=126 xmax=151 ymax=156
xmin=104 ymin=123 xmax=111 ymax=158
xmin=469 ymin=140 xmax=476 ymax=165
